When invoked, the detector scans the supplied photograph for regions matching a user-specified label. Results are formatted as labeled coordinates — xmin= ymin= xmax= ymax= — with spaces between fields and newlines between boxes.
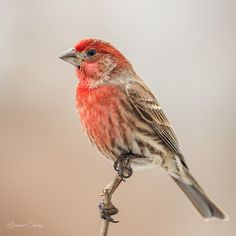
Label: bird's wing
xmin=126 ymin=80 xmax=186 ymax=165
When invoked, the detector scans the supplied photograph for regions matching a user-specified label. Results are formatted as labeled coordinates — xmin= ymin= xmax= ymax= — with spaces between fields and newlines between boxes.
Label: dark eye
xmin=86 ymin=49 xmax=97 ymax=57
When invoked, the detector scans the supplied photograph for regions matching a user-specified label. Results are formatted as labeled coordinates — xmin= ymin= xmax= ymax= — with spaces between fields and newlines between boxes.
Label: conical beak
xmin=59 ymin=48 xmax=84 ymax=67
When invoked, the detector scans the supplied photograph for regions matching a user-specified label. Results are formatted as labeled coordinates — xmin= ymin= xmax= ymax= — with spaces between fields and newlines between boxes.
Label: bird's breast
xmin=76 ymin=85 xmax=134 ymax=159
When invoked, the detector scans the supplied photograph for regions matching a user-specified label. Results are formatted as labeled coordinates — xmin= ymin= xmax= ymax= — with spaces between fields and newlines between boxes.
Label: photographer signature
xmin=6 ymin=221 xmax=43 ymax=230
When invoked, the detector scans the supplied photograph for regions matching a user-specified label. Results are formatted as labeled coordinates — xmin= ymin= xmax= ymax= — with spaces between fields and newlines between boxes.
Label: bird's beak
xmin=59 ymin=48 xmax=85 ymax=67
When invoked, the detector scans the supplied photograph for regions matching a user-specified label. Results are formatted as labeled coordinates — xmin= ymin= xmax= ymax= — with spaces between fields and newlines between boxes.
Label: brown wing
xmin=126 ymin=80 xmax=187 ymax=166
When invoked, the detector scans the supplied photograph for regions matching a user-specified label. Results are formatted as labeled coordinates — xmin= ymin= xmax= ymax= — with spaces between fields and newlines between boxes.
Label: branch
xmin=100 ymin=219 xmax=110 ymax=236
xmin=99 ymin=174 xmax=123 ymax=236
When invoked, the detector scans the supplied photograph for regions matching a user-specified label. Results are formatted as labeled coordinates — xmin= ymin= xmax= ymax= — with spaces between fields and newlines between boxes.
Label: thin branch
xmin=99 ymin=174 xmax=123 ymax=236
xmin=100 ymin=219 xmax=110 ymax=236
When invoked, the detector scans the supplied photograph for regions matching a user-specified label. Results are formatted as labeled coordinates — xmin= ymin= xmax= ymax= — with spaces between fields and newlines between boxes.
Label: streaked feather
xmin=126 ymin=79 xmax=187 ymax=167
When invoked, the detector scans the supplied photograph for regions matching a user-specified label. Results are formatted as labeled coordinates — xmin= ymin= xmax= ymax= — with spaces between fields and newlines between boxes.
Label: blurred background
xmin=0 ymin=0 xmax=236 ymax=235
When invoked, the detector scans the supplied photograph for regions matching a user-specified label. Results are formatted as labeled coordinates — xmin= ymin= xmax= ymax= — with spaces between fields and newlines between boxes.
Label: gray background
xmin=0 ymin=0 xmax=236 ymax=235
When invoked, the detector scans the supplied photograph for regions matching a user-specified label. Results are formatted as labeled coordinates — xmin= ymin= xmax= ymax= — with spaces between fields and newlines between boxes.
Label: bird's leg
xmin=99 ymin=173 xmax=123 ymax=223
xmin=114 ymin=153 xmax=143 ymax=179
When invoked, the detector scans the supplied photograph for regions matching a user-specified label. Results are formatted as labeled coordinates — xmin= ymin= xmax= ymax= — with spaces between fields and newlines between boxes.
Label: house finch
xmin=60 ymin=39 xmax=227 ymax=222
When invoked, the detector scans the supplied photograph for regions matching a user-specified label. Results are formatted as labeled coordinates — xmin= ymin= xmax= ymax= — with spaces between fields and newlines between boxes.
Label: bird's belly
xmin=80 ymin=103 xmax=133 ymax=159
xmin=129 ymin=133 xmax=165 ymax=171
xmin=80 ymin=105 xmax=165 ymax=170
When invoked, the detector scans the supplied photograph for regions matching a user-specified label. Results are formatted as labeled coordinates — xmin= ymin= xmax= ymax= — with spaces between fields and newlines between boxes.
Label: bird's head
xmin=60 ymin=39 xmax=130 ymax=80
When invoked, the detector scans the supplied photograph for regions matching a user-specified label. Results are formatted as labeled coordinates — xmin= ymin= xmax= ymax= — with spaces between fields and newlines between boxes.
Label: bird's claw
xmin=114 ymin=153 xmax=133 ymax=180
xmin=99 ymin=201 xmax=119 ymax=223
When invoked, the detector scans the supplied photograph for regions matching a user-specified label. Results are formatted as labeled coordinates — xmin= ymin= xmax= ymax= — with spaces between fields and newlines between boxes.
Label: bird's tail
xmin=171 ymin=169 xmax=228 ymax=220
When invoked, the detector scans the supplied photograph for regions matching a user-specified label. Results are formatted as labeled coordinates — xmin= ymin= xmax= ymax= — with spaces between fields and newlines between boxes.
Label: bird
xmin=60 ymin=39 xmax=227 ymax=223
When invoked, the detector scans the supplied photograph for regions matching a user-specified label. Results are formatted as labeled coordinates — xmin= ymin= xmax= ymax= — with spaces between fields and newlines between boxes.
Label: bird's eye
xmin=86 ymin=49 xmax=97 ymax=57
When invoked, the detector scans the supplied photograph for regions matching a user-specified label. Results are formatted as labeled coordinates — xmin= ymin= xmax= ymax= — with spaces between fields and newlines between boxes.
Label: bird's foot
xmin=114 ymin=153 xmax=133 ymax=180
xmin=99 ymin=200 xmax=119 ymax=223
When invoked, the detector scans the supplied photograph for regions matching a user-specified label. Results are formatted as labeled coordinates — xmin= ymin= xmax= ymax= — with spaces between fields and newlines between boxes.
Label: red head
xmin=60 ymin=39 xmax=131 ymax=82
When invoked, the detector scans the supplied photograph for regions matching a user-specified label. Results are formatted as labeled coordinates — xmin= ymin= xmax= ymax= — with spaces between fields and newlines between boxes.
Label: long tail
xmin=171 ymin=170 xmax=227 ymax=220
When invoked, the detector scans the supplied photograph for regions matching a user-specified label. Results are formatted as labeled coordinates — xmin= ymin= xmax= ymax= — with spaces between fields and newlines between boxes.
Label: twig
xmin=99 ymin=174 xmax=123 ymax=236
xmin=100 ymin=219 xmax=110 ymax=236
xmin=99 ymin=156 xmax=135 ymax=235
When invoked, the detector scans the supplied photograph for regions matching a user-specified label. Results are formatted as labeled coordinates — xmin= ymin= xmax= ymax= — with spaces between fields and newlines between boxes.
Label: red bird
xmin=60 ymin=39 xmax=227 ymax=223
